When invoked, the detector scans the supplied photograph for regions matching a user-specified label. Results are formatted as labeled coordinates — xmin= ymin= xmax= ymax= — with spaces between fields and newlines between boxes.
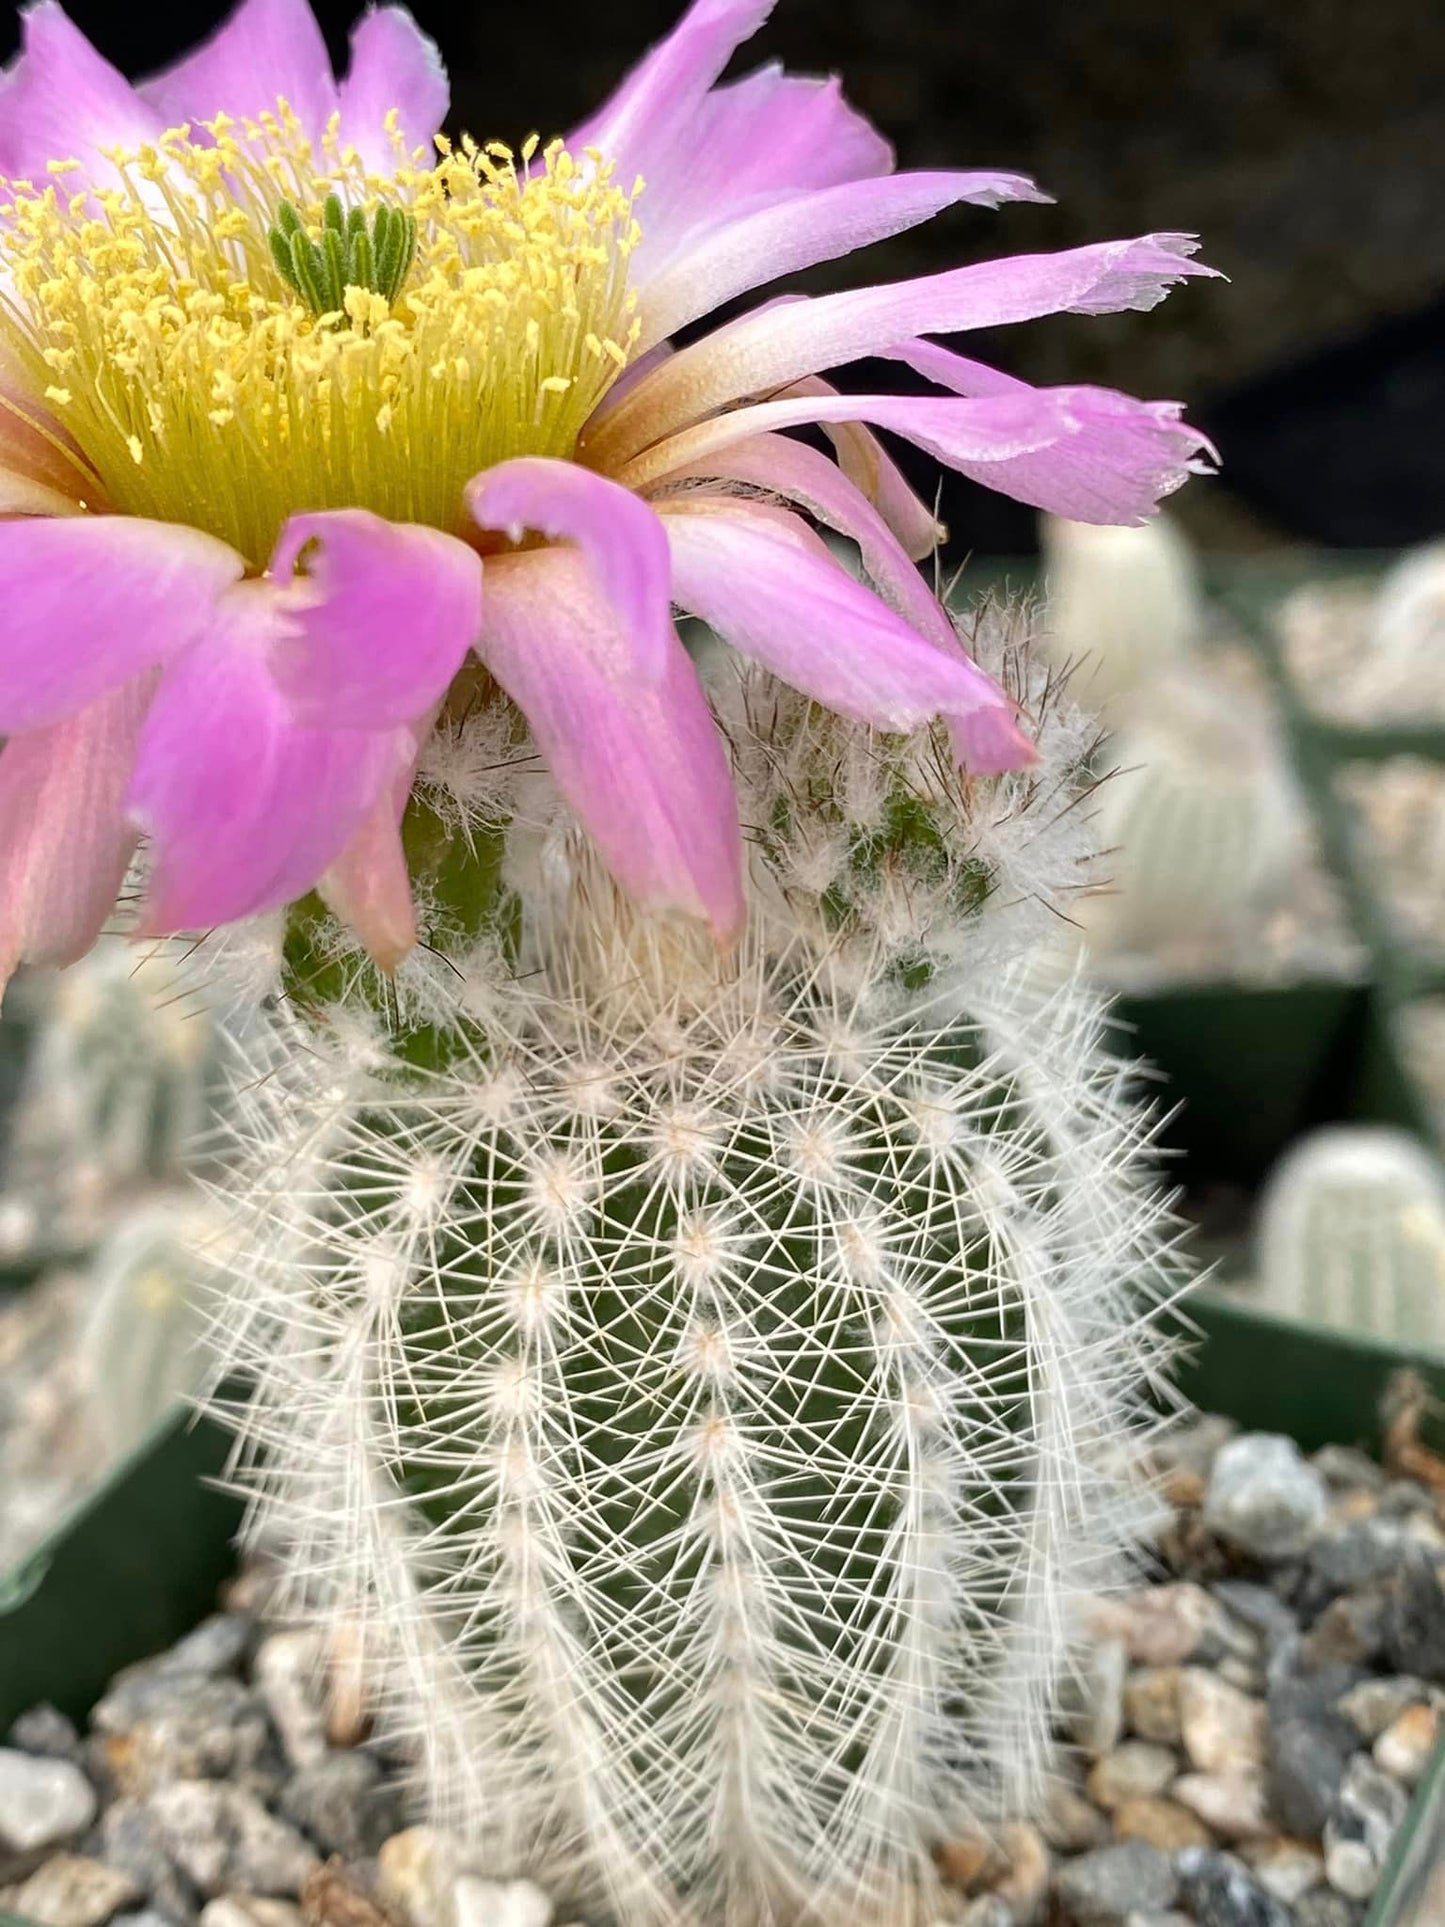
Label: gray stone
xmin=957 ymin=1900 xmax=1011 ymax=1927
xmin=6 ymin=1854 xmax=142 ymax=1927
xmin=1322 ymin=1755 xmax=1409 ymax=1903
xmin=1299 ymin=1521 xmax=1409 ymax=1616
xmin=1268 ymin=1661 xmax=1365 ymax=1726
xmin=1267 ymin=1712 xmax=1356 ymax=1838
xmin=1209 ymin=1582 xmax=1298 ymax=1656
xmin=1040 ymin=1784 xmax=1111 ymax=1853
xmin=99 ymin=1797 xmax=198 ymax=1925
xmin=198 ymin=1900 xmax=305 ymax=1927
xmin=251 ymin=1636 xmax=329 ymax=1774
xmin=1300 ymin=1589 xmax=1390 ymax=1671
xmin=1377 ymin=1479 xmax=1435 ymax=1517
xmin=1153 ymin=1415 xmax=1236 ymax=1482
xmin=7 ymin=1707 xmax=83 ymax=1764
xmin=89 ymin=1678 xmax=273 ymax=1797
xmin=1310 ymin=1445 xmax=1385 ymax=1493
xmin=112 ymin=1910 xmax=181 ymax=1927
xmin=0 ymin=1749 xmax=97 ymax=1857
xmin=1175 ymin=1847 xmax=1293 ymax=1927
xmin=1293 ymin=1893 xmax=1363 ymax=1927
xmin=1384 ymin=1548 xmax=1445 ymax=1679
xmin=1053 ymin=1842 xmax=1178 ymax=1923
xmin=1336 ymin=1673 xmax=1429 ymax=1739
xmin=146 ymin=1785 xmax=318 ymax=1900
xmin=132 ymin=1619 xmax=252 ymax=1685
xmin=1085 ymin=1742 xmax=1179 ymax=1810
xmin=277 ymin=1753 xmax=400 ymax=1861
xmin=1204 ymin=1434 xmax=1327 ymax=1559
xmin=1122 ymin=1917 xmax=1194 ymax=1927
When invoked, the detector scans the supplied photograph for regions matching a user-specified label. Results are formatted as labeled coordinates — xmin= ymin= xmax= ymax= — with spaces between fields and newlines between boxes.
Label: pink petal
xmin=0 ymin=516 xmax=245 ymax=731
xmin=137 ymin=0 xmax=337 ymax=138
xmin=476 ymin=546 xmax=744 ymax=942
xmin=883 ymin=339 xmax=1217 ymax=522
xmin=266 ymin=510 xmax=481 ymax=728
xmin=338 ymin=6 xmax=448 ymax=172
xmin=586 ymin=235 xmax=1217 ymax=466
xmin=465 ymin=458 xmax=674 ymax=680
xmin=658 ymin=430 xmax=957 ymax=656
xmin=660 ymin=496 xmax=1031 ymax=765
xmin=317 ymin=750 xmax=419 ymax=971
xmin=0 ymin=3 xmax=161 ymax=184
xmin=786 ymin=376 xmax=944 ymax=562
xmin=0 ymin=676 xmax=151 ymax=985
xmin=128 ymin=582 xmax=411 ymax=931
xmin=636 ymin=170 xmax=1048 ymax=352
xmin=0 ymin=346 xmax=94 ymax=506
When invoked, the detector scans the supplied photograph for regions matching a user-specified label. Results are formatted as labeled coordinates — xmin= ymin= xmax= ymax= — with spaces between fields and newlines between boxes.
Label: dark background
xmin=7 ymin=0 xmax=1445 ymax=553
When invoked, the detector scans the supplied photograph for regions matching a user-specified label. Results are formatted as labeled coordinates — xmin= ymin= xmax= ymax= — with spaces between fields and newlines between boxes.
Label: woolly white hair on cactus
xmin=1038 ymin=510 xmax=1203 ymax=712
xmin=201 ymin=611 xmax=1184 ymax=1927
xmin=1255 ymin=1126 xmax=1445 ymax=1352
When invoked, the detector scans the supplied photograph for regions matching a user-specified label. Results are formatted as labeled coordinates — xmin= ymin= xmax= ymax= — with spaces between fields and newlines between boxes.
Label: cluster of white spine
xmin=201 ymin=613 xmax=1185 ymax=1927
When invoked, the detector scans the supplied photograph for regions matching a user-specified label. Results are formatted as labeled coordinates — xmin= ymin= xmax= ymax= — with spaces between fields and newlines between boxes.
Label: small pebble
xmin=1383 ymin=1549 xmax=1445 ymax=1679
xmin=1069 ymin=1637 xmax=1128 ymax=1758
xmin=375 ymin=1827 xmax=462 ymax=1927
xmin=1322 ymin=1755 xmax=1408 ymax=1902
xmin=112 ymin=1910 xmax=180 ymax=1927
xmin=278 ymin=1754 xmax=399 ymax=1862
xmin=1122 ymin=1668 xmax=1182 ymax=1745
xmin=1311 ymin=1446 xmax=1385 ymax=1493
xmin=132 ymin=1617 xmax=252 ymax=1685
xmin=1053 ymin=1841 xmax=1178 ymax=1923
xmin=1175 ymin=1844 xmax=1293 ymax=1927
xmin=1240 ymin=1835 xmax=1324 ymax=1903
xmin=1266 ymin=1712 xmax=1356 ymax=1838
xmin=452 ymin=1882 xmax=552 ymax=1927
xmin=146 ymin=1784 xmax=318 ymax=1900
xmin=1086 ymin=1743 xmax=1179 ymax=1810
xmin=0 ymin=1748 xmax=97 ymax=1858
xmin=1372 ymin=1698 xmax=1439 ymax=1784
xmin=7 ymin=1707 xmax=83 ymax=1764
xmin=1300 ymin=1590 xmax=1388 ymax=1671
xmin=990 ymin=1822 xmax=1049 ymax=1925
xmin=1204 ymin=1435 xmax=1327 ymax=1559
xmin=1171 ymin=1770 xmax=1271 ymax=1841
xmin=1293 ymin=1892 xmax=1364 ymax=1927
xmin=98 ymin=1797 xmax=198 ymax=1925
xmin=1088 ymin=1585 xmax=1221 ymax=1668
xmin=1209 ymin=1583 xmax=1298 ymax=1656
xmin=1040 ymin=1784 xmax=1111 ymax=1854
xmin=1335 ymin=1673 xmax=1427 ymax=1739
xmin=957 ymin=1899 xmax=1011 ymax=1927
xmin=5 ymin=1853 xmax=142 ymax=1927
xmin=1111 ymin=1796 xmax=1212 ymax=1853
xmin=252 ymin=1637 xmax=330 ymax=1775
xmin=199 ymin=1901 xmax=305 ymax=1927
xmin=89 ymin=1677 xmax=272 ymax=1798
xmin=1178 ymin=1670 xmax=1266 ymax=1774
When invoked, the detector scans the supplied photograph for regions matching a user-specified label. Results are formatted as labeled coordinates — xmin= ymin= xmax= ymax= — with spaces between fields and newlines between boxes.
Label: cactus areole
xmin=0 ymin=0 xmax=1206 ymax=1918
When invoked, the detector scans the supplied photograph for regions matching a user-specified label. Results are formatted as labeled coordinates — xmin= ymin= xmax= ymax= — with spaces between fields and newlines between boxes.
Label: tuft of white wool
xmin=197 ymin=626 xmax=1185 ymax=1927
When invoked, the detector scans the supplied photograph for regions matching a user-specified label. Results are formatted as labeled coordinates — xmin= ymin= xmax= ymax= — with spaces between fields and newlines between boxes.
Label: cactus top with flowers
xmin=0 ymin=0 xmax=1214 ymax=982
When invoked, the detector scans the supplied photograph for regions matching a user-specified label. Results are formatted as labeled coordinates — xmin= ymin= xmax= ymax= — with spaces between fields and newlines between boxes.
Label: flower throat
xmin=0 ymin=109 xmax=641 ymax=567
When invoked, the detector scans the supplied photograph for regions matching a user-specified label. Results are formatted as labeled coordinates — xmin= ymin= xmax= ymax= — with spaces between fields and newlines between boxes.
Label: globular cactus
xmin=203 ymin=616 xmax=1185 ymax=1927
xmin=1084 ymin=675 xmax=1303 ymax=967
xmin=75 ymin=1197 xmax=224 ymax=1461
xmin=1038 ymin=510 xmax=1203 ymax=713
xmin=1279 ymin=542 xmax=1445 ymax=725
xmin=1254 ymin=1126 xmax=1445 ymax=1352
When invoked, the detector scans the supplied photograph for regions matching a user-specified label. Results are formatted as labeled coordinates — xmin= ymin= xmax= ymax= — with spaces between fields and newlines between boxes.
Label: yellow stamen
xmin=0 ymin=110 xmax=641 ymax=567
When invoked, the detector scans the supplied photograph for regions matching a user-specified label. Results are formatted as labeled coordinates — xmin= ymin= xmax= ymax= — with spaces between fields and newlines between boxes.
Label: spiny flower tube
xmin=0 ymin=0 xmax=1215 ymax=981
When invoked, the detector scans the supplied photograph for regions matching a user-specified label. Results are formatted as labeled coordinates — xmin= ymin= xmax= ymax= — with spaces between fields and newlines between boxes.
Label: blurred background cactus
xmin=1252 ymin=1126 xmax=1445 ymax=1353
xmin=1038 ymin=510 xmax=1204 ymax=714
xmin=205 ymin=615 xmax=1186 ymax=1927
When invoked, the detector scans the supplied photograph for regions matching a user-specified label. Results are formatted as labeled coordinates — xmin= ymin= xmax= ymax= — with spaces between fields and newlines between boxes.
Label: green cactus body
xmin=1254 ymin=1125 xmax=1445 ymax=1351
xmin=207 ymin=636 xmax=1183 ymax=1925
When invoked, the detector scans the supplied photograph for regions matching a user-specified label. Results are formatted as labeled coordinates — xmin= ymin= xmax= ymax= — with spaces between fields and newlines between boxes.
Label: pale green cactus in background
xmin=198 ymin=615 xmax=1187 ymax=1927
xmin=1253 ymin=1125 xmax=1445 ymax=1353
xmin=1038 ymin=510 xmax=1203 ymax=714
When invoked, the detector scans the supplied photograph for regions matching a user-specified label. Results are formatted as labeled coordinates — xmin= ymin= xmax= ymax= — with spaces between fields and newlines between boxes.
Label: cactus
xmin=201 ymin=614 xmax=1185 ymax=1927
xmin=1084 ymin=674 xmax=1303 ymax=965
xmin=1253 ymin=1125 xmax=1445 ymax=1352
xmin=1038 ymin=510 xmax=1203 ymax=713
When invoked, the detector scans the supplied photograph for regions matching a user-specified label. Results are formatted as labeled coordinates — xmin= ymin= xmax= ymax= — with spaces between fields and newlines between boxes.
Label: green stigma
xmin=268 ymin=194 xmax=418 ymax=316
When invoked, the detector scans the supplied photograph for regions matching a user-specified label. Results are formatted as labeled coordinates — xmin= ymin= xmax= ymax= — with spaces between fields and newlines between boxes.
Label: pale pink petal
xmin=266 ymin=510 xmax=481 ymax=727
xmin=660 ymin=496 xmax=1031 ymax=766
xmin=636 ymin=169 xmax=1048 ymax=352
xmin=317 ymin=751 xmax=419 ymax=971
xmin=586 ymin=235 xmax=1216 ymax=466
xmin=0 ymin=676 xmax=152 ymax=985
xmin=465 ymin=459 xmax=674 ymax=679
xmin=881 ymin=339 xmax=1218 ymax=521
xmin=129 ymin=582 xmax=410 ymax=931
xmin=0 ymin=468 xmax=89 ymax=515
xmin=0 ymin=516 xmax=244 ymax=731
xmin=786 ymin=376 xmax=944 ymax=561
xmin=0 ymin=346 xmax=95 ymax=506
xmin=338 ymin=6 xmax=448 ymax=172
xmin=0 ymin=3 xmax=161 ymax=184
xmin=657 ymin=431 xmax=957 ymax=655
xmin=137 ymin=0 xmax=337 ymax=137
xmin=476 ymin=546 xmax=744 ymax=941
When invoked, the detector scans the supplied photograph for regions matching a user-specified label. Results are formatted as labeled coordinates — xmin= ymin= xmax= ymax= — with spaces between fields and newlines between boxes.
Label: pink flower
xmin=0 ymin=0 xmax=1216 ymax=979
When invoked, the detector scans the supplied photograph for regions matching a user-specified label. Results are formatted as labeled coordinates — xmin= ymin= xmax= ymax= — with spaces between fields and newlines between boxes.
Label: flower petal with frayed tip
xmin=338 ymin=6 xmax=448 ymax=173
xmin=0 ymin=677 xmax=152 ymax=987
xmin=586 ymin=235 xmax=1217 ymax=466
xmin=660 ymin=496 xmax=1031 ymax=765
xmin=636 ymin=169 xmax=1049 ymax=354
xmin=137 ymin=0 xmax=337 ymax=138
xmin=882 ymin=339 xmax=1218 ymax=523
xmin=467 ymin=459 xmax=675 ymax=681
xmin=0 ymin=516 xmax=245 ymax=732
xmin=476 ymin=545 xmax=745 ymax=942
xmin=0 ymin=2 xmax=162 ymax=185
xmin=266 ymin=510 xmax=482 ymax=729
xmin=129 ymin=581 xmax=412 ymax=932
